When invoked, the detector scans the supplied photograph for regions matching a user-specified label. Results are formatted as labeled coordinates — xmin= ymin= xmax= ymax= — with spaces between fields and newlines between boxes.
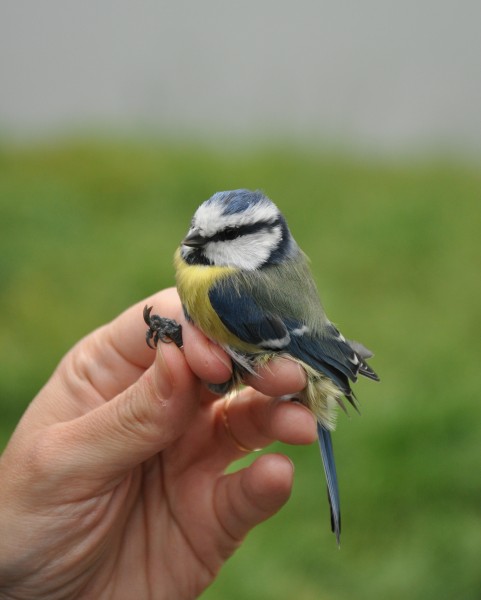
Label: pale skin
xmin=0 ymin=288 xmax=316 ymax=600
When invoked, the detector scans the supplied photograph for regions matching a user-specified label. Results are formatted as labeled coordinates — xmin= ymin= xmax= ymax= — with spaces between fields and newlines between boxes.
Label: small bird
xmin=145 ymin=189 xmax=379 ymax=544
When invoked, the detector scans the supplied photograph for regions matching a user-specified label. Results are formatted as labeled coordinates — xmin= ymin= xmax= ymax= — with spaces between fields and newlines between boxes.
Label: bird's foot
xmin=143 ymin=305 xmax=183 ymax=349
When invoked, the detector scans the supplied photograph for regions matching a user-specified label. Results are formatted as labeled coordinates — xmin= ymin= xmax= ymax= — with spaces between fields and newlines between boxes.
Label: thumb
xmin=51 ymin=341 xmax=201 ymax=485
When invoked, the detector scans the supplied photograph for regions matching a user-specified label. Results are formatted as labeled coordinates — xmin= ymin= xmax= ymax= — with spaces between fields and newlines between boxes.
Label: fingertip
xmin=246 ymin=453 xmax=294 ymax=509
xmin=214 ymin=453 xmax=295 ymax=545
xmin=182 ymin=320 xmax=232 ymax=384
xmin=271 ymin=401 xmax=318 ymax=445
xmin=244 ymin=357 xmax=306 ymax=396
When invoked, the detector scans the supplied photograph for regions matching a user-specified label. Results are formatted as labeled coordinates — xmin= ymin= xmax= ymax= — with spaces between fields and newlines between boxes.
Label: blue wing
xmin=209 ymin=283 xmax=290 ymax=348
xmin=209 ymin=281 xmax=376 ymax=397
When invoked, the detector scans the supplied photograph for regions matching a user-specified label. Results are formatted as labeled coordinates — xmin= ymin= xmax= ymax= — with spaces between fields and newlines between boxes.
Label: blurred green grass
xmin=0 ymin=139 xmax=480 ymax=599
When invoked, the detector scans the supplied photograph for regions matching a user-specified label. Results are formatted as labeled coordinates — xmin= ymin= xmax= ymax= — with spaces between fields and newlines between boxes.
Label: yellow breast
xmin=174 ymin=248 xmax=255 ymax=351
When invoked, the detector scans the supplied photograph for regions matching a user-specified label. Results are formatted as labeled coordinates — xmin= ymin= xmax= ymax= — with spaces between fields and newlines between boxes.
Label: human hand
xmin=0 ymin=288 xmax=316 ymax=600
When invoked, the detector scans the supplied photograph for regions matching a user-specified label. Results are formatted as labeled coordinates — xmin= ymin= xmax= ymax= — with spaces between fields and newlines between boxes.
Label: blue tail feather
xmin=317 ymin=423 xmax=341 ymax=545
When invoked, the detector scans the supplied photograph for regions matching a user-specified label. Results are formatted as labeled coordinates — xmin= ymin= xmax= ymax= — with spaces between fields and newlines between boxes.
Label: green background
xmin=0 ymin=140 xmax=480 ymax=599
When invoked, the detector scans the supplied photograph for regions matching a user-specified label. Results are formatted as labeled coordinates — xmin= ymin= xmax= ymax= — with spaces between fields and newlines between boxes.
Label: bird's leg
xmin=143 ymin=305 xmax=183 ymax=349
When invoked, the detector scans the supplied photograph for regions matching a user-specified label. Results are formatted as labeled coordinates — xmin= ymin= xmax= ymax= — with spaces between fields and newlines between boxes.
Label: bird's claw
xmin=143 ymin=305 xmax=183 ymax=349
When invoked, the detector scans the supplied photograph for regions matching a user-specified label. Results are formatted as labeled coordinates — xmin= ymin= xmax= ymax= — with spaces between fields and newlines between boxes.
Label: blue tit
xmin=154 ymin=189 xmax=379 ymax=544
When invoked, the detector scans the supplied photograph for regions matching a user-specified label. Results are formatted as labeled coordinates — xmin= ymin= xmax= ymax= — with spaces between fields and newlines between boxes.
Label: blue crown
xmin=207 ymin=189 xmax=268 ymax=215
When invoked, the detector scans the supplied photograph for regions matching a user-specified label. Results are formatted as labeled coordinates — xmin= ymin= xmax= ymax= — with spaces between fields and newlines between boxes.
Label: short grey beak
xmin=182 ymin=231 xmax=207 ymax=248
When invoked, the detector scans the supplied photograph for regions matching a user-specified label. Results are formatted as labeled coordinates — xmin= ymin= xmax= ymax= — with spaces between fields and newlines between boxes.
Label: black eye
xmin=222 ymin=226 xmax=240 ymax=241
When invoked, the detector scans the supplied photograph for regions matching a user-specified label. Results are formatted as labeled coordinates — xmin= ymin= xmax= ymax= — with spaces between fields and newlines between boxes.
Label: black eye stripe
xmin=216 ymin=226 xmax=241 ymax=242
xmin=209 ymin=218 xmax=280 ymax=243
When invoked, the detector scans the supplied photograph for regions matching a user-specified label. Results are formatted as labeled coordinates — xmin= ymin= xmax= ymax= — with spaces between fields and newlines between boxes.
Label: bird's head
xmin=180 ymin=189 xmax=296 ymax=269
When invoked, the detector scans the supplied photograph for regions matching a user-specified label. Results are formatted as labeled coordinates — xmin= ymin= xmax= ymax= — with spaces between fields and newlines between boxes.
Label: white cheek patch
xmin=204 ymin=226 xmax=282 ymax=269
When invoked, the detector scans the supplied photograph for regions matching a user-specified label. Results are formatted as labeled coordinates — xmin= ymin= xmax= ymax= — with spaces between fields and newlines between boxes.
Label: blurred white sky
xmin=1 ymin=0 xmax=480 ymax=155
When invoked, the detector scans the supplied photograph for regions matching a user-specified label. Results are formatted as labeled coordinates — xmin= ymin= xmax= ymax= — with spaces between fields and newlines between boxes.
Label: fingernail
xmin=154 ymin=345 xmax=173 ymax=398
